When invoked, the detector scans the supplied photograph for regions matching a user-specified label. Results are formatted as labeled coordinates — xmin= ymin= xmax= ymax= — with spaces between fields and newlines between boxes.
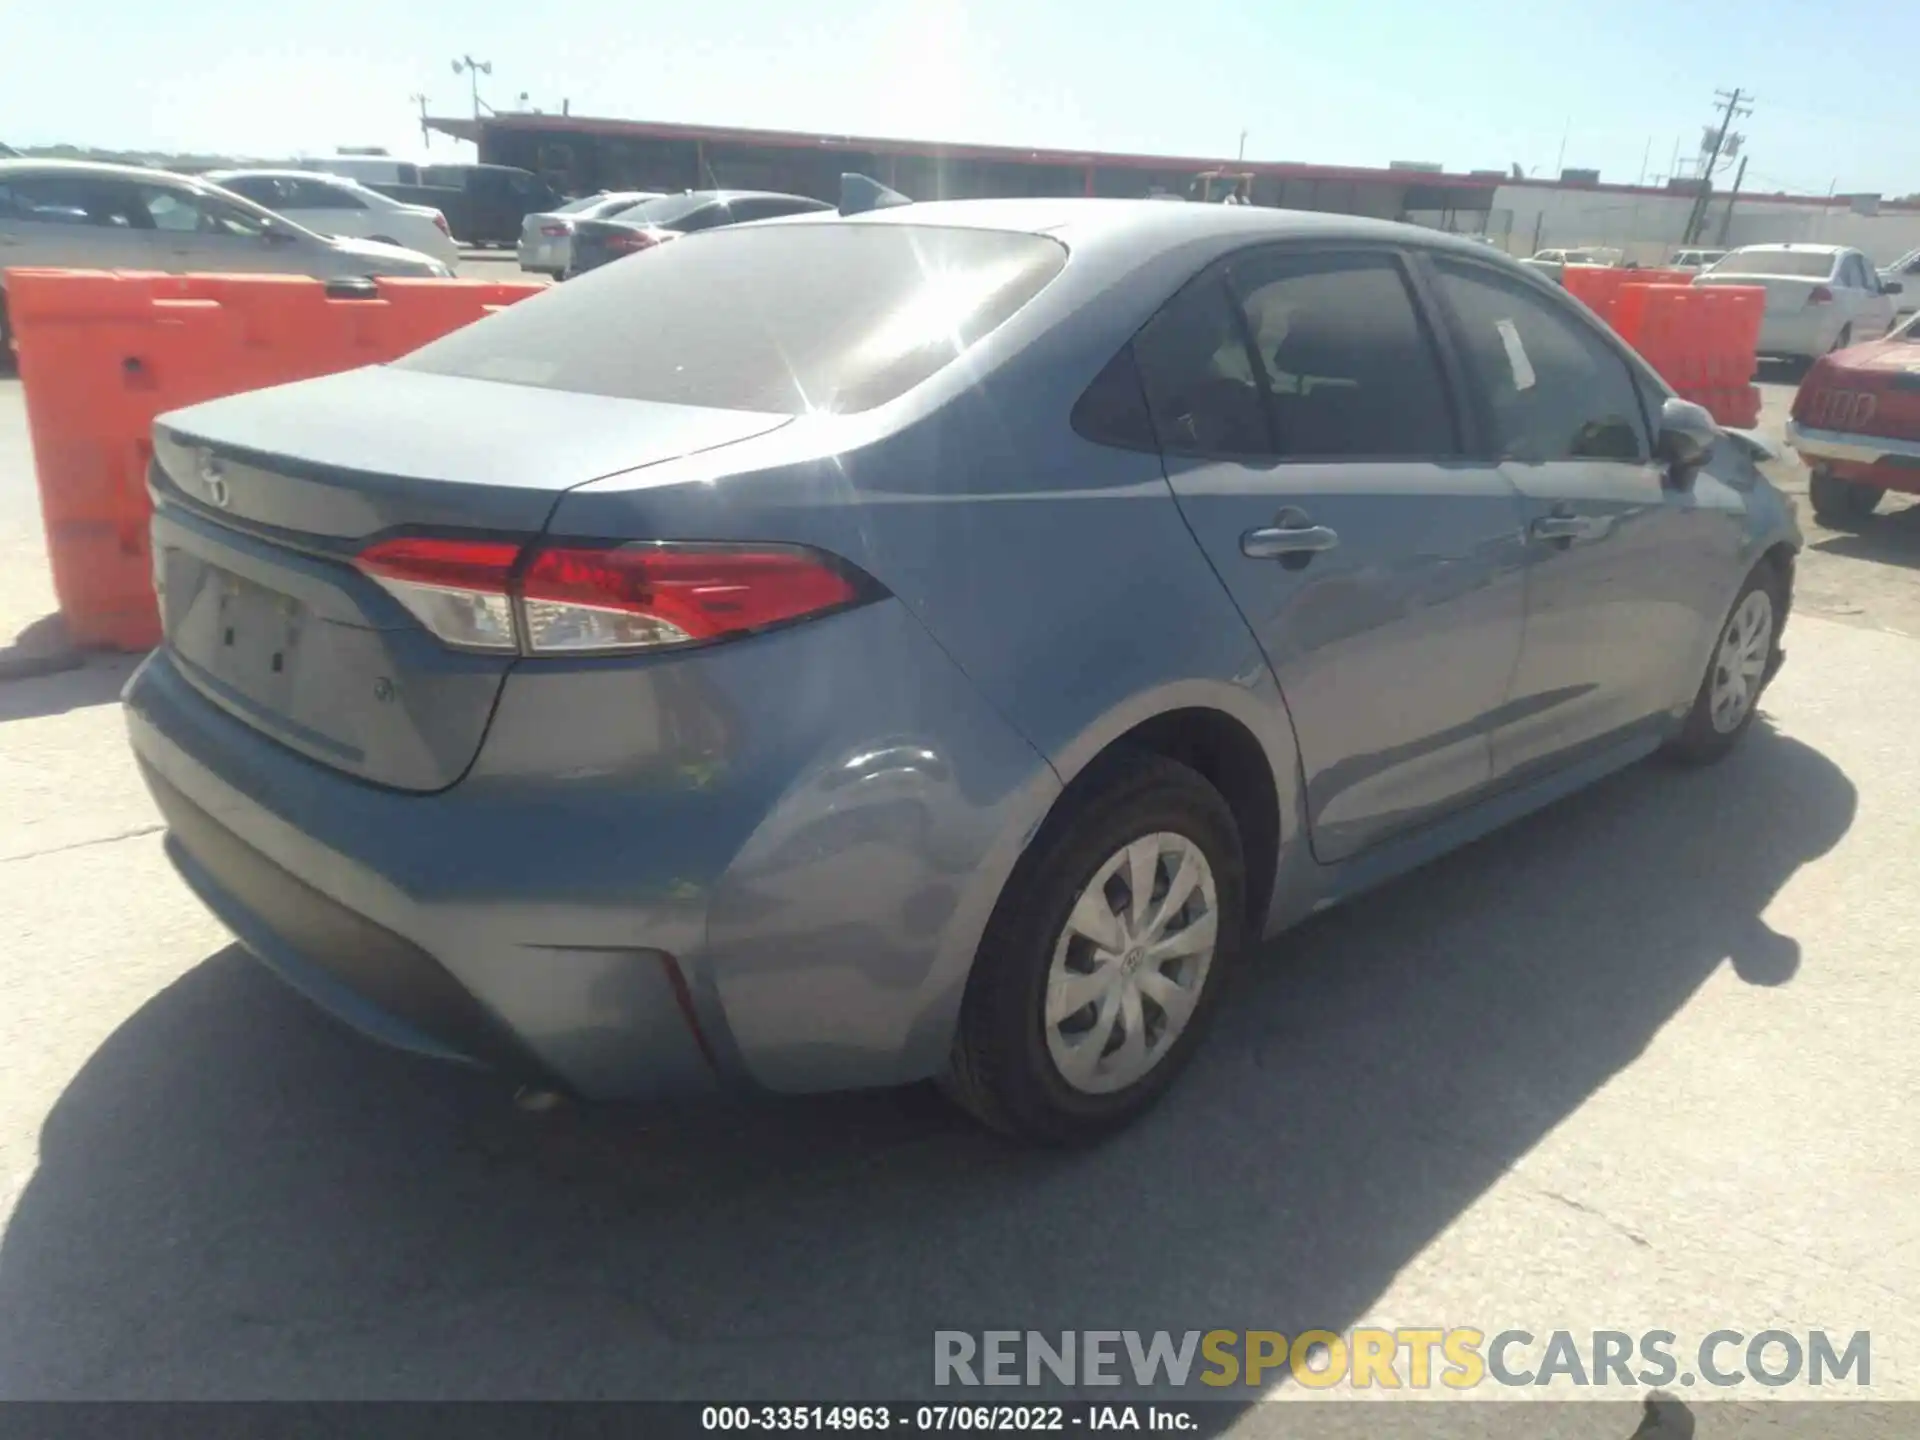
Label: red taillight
xmin=353 ymin=537 xmax=869 ymax=655
xmin=519 ymin=544 xmax=861 ymax=652
xmin=604 ymin=228 xmax=669 ymax=255
xmin=540 ymin=222 xmax=572 ymax=237
xmin=355 ymin=536 xmax=521 ymax=651
xmin=1809 ymin=285 xmax=1834 ymax=305
xmin=431 ymin=211 xmax=451 ymax=237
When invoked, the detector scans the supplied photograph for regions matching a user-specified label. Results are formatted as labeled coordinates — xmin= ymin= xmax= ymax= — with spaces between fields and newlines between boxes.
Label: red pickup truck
xmin=1787 ymin=312 xmax=1920 ymax=525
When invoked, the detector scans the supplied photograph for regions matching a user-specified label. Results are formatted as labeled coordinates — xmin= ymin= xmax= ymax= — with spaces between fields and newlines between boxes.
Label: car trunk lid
xmin=1792 ymin=336 xmax=1920 ymax=440
xmin=1694 ymin=270 xmax=1831 ymax=314
xmin=151 ymin=366 xmax=790 ymax=791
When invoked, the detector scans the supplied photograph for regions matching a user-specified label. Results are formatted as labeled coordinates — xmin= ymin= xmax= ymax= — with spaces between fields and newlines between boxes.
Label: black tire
xmin=943 ymin=752 xmax=1245 ymax=1145
xmin=1666 ymin=560 xmax=1787 ymax=765
xmin=0 ymin=288 xmax=13 ymax=374
xmin=1808 ymin=468 xmax=1884 ymax=528
xmin=1830 ymin=324 xmax=1853 ymax=354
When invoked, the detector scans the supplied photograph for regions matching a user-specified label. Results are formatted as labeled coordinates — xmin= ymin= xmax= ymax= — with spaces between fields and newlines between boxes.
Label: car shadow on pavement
xmin=0 ymin=721 xmax=1854 ymax=1418
xmin=1810 ymin=502 xmax=1920 ymax=570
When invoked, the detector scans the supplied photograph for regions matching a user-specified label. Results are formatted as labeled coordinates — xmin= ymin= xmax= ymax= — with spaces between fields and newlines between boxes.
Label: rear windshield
xmin=552 ymin=195 xmax=606 ymax=216
xmin=1710 ymin=250 xmax=1836 ymax=278
xmin=397 ymin=222 xmax=1068 ymax=414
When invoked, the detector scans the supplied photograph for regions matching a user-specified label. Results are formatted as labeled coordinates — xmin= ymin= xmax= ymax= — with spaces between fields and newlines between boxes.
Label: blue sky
xmin=4 ymin=0 xmax=1911 ymax=195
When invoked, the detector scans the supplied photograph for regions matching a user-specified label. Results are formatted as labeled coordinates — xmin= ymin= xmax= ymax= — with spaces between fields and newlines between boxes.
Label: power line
xmin=1683 ymin=87 xmax=1753 ymax=245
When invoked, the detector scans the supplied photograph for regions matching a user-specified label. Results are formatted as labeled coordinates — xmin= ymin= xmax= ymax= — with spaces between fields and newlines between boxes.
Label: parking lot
xmin=3 ymin=317 xmax=1920 ymax=1422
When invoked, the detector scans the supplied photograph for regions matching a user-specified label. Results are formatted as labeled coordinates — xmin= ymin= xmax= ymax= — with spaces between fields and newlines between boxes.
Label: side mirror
xmin=1655 ymin=396 xmax=1718 ymax=485
xmin=1885 ymin=280 xmax=1904 ymax=295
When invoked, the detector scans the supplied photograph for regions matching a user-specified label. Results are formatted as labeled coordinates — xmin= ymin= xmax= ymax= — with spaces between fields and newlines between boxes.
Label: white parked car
xmin=1670 ymin=248 xmax=1728 ymax=271
xmin=1518 ymin=248 xmax=1607 ymax=283
xmin=1695 ymin=243 xmax=1900 ymax=362
xmin=206 ymin=169 xmax=459 ymax=270
xmin=516 ymin=191 xmax=662 ymax=278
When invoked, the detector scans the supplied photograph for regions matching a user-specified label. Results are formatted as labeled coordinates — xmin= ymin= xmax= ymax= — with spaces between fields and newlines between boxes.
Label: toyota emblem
xmin=196 ymin=449 xmax=231 ymax=509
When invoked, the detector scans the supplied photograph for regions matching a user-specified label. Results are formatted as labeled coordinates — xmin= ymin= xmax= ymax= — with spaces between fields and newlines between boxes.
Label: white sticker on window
xmin=1495 ymin=318 xmax=1537 ymax=391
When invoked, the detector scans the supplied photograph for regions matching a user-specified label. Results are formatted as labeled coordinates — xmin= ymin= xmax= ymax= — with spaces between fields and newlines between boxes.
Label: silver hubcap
xmin=1710 ymin=589 xmax=1774 ymax=734
xmin=1044 ymin=832 xmax=1218 ymax=1095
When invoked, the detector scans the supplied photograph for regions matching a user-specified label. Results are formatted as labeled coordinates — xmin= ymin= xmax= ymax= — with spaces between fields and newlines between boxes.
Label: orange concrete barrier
xmin=6 ymin=269 xmax=543 ymax=651
xmin=1609 ymin=279 xmax=1764 ymax=430
xmin=1562 ymin=265 xmax=1628 ymax=324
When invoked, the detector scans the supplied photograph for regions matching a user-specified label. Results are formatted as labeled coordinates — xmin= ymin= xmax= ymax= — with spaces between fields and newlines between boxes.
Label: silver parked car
xmin=516 ymin=191 xmax=663 ymax=278
xmin=0 ymin=160 xmax=450 ymax=353
xmin=126 ymin=200 xmax=1800 ymax=1143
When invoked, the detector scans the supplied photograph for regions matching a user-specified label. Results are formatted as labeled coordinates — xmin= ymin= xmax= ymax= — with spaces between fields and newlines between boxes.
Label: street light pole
xmin=451 ymin=55 xmax=493 ymax=121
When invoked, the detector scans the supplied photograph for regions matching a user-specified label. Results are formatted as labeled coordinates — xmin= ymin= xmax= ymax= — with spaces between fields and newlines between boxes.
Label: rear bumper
xmin=516 ymin=236 xmax=568 ymax=274
xmin=128 ymin=650 xmax=721 ymax=1098
xmin=1786 ymin=420 xmax=1920 ymax=494
xmin=124 ymin=596 xmax=1060 ymax=1100
xmin=1758 ymin=311 xmax=1834 ymax=359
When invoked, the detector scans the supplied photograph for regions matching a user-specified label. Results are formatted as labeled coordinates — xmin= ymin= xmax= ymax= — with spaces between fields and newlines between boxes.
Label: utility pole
xmin=1716 ymin=153 xmax=1749 ymax=247
xmin=408 ymin=93 xmax=430 ymax=148
xmin=1237 ymin=130 xmax=1248 ymax=161
xmin=451 ymin=55 xmax=492 ymax=121
xmin=1683 ymin=87 xmax=1752 ymax=244
xmin=1638 ymin=135 xmax=1653 ymax=187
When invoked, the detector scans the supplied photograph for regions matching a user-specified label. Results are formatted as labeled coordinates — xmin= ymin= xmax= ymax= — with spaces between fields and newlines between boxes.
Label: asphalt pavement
xmin=2 ymin=350 xmax=1919 ymax=1422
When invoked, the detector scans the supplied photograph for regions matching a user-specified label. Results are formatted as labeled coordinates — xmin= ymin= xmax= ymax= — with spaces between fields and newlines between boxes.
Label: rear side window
xmin=1072 ymin=348 xmax=1158 ymax=452
xmin=1709 ymin=249 xmax=1835 ymax=278
xmin=1132 ymin=275 xmax=1273 ymax=458
xmin=0 ymin=175 xmax=109 ymax=225
xmin=398 ymin=222 xmax=1067 ymax=415
xmin=1431 ymin=258 xmax=1648 ymax=463
xmin=615 ymin=193 xmax=711 ymax=228
xmin=1228 ymin=249 xmax=1458 ymax=458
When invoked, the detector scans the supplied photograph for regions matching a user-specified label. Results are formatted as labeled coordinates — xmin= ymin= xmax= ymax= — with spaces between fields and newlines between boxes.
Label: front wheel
xmin=1808 ymin=468 xmax=1884 ymax=527
xmin=944 ymin=754 xmax=1244 ymax=1145
xmin=1666 ymin=563 xmax=1785 ymax=765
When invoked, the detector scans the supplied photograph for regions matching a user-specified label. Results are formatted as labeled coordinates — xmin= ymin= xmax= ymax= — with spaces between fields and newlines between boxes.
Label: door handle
xmin=1242 ymin=508 xmax=1340 ymax=564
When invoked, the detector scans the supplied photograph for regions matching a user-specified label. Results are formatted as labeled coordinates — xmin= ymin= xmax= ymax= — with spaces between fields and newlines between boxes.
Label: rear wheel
xmin=1808 ymin=467 xmax=1884 ymax=527
xmin=1829 ymin=323 xmax=1854 ymax=354
xmin=944 ymin=754 xmax=1244 ymax=1145
xmin=0 ymin=289 xmax=12 ymax=373
xmin=1667 ymin=562 xmax=1785 ymax=764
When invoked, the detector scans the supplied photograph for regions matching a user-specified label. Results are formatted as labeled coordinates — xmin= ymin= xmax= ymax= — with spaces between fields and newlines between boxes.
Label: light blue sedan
xmin=126 ymin=199 xmax=1800 ymax=1143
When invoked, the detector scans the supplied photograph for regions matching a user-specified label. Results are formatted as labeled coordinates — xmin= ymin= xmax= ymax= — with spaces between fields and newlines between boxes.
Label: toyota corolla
xmin=125 ymin=200 xmax=1800 ymax=1143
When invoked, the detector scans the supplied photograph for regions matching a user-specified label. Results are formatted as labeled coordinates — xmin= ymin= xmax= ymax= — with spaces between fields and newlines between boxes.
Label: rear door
xmin=1845 ymin=252 xmax=1897 ymax=338
xmin=134 ymin=182 xmax=282 ymax=273
xmin=1146 ymin=245 xmax=1530 ymax=862
xmin=279 ymin=177 xmax=371 ymax=240
xmin=1423 ymin=254 xmax=1738 ymax=780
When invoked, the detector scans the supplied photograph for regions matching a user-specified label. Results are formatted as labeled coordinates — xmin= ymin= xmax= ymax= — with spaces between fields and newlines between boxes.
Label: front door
xmin=132 ymin=183 xmax=281 ymax=274
xmin=1140 ymin=246 xmax=1530 ymax=863
xmin=1423 ymin=254 xmax=1737 ymax=781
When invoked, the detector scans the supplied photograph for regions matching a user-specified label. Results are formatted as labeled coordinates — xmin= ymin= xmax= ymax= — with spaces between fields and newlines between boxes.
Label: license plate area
xmin=170 ymin=559 xmax=309 ymax=715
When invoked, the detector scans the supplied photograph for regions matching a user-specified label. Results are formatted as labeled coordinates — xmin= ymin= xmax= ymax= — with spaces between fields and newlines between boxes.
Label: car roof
xmin=818 ymin=196 xmax=1511 ymax=259
xmin=0 ymin=157 xmax=197 ymax=184
xmin=1727 ymin=242 xmax=1849 ymax=254
xmin=207 ymin=168 xmax=368 ymax=184
xmin=669 ymin=189 xmax=828 ymax=205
